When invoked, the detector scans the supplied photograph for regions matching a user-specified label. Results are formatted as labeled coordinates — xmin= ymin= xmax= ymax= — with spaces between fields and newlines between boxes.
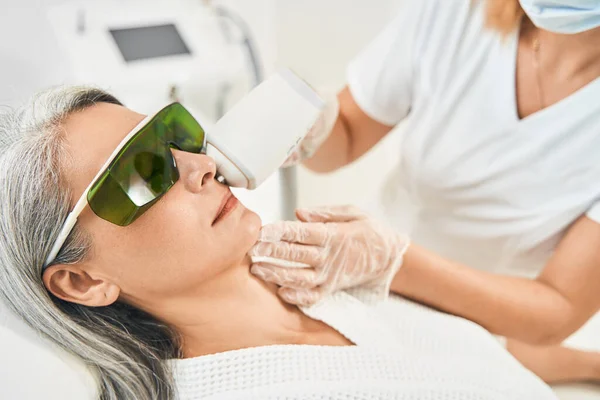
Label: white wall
xmin=0 ymin=0 xmax=74 ymax=107
xmin=274 ymin=0 xmax=403 ymax=210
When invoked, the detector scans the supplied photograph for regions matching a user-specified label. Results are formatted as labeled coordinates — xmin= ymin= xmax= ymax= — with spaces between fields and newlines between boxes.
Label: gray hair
xmin=0 ymin=87 xmax=181 ymax=400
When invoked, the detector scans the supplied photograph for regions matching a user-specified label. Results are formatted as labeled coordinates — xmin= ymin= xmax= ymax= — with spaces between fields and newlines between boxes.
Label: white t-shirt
xmin=348 ymin=0 xmax=600 ymax=278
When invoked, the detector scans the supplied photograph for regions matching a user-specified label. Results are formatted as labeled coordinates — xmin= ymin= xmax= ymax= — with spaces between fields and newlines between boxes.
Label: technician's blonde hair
xmin=484 ymin=0 xmax=525 ymax=35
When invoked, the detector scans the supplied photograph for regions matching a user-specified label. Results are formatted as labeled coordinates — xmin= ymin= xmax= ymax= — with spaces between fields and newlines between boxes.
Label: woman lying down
xmin=0 ymin=87 xmax=557 ymax=400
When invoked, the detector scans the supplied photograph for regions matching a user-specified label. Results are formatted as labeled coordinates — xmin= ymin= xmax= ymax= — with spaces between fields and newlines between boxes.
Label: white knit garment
xmin=171 ymin=289 xmax=557 ymax=400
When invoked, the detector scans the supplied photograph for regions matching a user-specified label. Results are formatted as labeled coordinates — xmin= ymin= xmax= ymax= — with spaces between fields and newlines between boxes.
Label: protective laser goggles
xmin=44 ymin=103 xmax=205 ymax=267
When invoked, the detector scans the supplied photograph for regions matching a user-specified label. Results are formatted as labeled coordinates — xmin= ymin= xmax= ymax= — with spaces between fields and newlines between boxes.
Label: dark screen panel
xmin=110 ymin=24 xmax=191 ymax=63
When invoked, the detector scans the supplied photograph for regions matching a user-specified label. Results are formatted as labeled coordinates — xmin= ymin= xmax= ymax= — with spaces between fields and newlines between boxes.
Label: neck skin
xmin=149 ymin=256 xmax=330 ymax=358
xmin=522 ymin=18 xmax=600 ymax=79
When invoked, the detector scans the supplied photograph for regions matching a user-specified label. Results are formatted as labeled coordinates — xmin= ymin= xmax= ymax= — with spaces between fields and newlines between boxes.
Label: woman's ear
xmin=42 ymin=265 xmax=120 ymax=307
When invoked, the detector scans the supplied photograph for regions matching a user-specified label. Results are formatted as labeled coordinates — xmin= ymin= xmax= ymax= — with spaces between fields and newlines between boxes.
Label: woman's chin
xmin=241 ymin=208 xmax=262 ymax=243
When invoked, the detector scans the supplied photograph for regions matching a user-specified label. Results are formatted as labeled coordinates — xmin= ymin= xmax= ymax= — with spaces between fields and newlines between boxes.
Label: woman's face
xmin=44 ymin=102 xmax=261 ymax=310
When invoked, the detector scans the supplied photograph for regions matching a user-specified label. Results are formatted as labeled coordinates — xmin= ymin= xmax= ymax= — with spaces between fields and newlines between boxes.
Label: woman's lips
xmin=213 ymin=192 xmax=239 ymax=225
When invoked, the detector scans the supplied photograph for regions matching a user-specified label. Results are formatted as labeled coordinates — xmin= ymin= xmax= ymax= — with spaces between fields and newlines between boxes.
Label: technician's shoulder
xmin=407 ymin=0 xmax=476 ymax=23
xmin=403 ymin=0 xmax=488 ymax=54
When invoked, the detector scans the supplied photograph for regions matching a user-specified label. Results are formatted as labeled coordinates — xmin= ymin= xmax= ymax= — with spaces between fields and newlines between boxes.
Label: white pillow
xmin=0 ymin=301 xmax=97 ymax=400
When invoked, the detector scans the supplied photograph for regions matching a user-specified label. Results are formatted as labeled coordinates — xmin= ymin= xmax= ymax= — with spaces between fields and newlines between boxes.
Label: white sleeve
xmin=346 ymin=1 xmax=428 ymax=126
xmin=587 ymin=201 xmax=600 ymax=223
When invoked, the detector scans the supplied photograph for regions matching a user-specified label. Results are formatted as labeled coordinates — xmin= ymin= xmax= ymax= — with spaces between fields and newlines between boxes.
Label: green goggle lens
xmin=87 ymin=103 xmax=205 ymax=226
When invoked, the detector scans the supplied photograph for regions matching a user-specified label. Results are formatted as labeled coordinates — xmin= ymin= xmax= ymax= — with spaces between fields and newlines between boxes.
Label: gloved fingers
xmin=249 ymin=241 xmax=324 ymax=266
xmin=278 ymin=286 xmax=324 ymax=306
xmin=297 ymin=91 xmax=340 ymax=160
xmin=258 ymin=221 xmax=329 ymax=245
xmin=320 ymin=90 xmax=341 ymax=133
xmin=251 ymin=263 xmax=325 ymax=289
xmin=295 ymin=205 xmax=368 ymax=223
xmin=281 ymin=151 xmax=302 ymax=168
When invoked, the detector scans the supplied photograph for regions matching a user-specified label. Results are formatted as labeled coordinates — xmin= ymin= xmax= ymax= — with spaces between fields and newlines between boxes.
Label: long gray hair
xmin=0 ymin=87 xmax=181 ymax=399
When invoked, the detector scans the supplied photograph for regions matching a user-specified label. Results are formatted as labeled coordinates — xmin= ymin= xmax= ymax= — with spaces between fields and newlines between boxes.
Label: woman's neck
xmin=524 ymin=19 xmax=600 ymax=78
xmin=154 ymin=257 xmax=331 ymax=358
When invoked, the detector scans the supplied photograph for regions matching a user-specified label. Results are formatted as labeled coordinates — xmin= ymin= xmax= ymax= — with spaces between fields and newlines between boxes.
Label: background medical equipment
xmin=47 ymin=0 xmax=250 ymax=119
xmin=207 ymin=68 xmax=324 ymax=189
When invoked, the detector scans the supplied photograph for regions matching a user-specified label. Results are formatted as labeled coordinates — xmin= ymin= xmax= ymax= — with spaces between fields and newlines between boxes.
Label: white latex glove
xmin=248 ymin=205 xmax=410 ymax=306
xmin=282 ymin=91 xmax=340 ymax=167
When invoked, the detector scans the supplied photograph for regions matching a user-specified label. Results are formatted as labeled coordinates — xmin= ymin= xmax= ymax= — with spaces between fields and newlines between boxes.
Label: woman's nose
xmin=172 ymin=150 xmax=216 ymax=193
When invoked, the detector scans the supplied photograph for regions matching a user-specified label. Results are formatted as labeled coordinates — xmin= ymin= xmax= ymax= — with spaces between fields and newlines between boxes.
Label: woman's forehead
xmin=61 ymin=102 xmax=146 ymax=196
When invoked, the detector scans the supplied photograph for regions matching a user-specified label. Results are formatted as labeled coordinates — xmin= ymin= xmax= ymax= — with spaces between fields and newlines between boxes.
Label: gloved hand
xmin=249 ymin=205 xmax=410 ymax=306
xmin=282 ymin=91 xmax=340 ymax=167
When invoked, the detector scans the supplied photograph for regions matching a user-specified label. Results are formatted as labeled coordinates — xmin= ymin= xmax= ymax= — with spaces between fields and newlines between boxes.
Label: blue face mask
xmin=519 ymin=0 xmax=600 ymax=33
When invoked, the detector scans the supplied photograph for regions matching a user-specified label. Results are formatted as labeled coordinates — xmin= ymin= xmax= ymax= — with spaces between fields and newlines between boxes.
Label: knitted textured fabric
xmin=171 ymin=289 xmax=557 ymax=400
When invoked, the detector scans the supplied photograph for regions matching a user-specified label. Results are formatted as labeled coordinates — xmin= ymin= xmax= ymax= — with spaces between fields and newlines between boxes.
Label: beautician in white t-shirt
xmin=249 ymin=0 xmax=600 ymax=386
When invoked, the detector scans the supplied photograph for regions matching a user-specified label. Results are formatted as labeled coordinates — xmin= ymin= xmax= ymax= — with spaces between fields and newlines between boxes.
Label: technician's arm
xmin=392 ymin=215 xmax=600 ymax=345
xmin=250 ymin=206 xmax=600 ymax=346
xmin=302 ymin=86 xmax=394 ymax=173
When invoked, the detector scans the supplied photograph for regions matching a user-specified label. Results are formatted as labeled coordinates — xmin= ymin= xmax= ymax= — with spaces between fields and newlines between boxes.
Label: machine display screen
xmin=110 ymin=24 xmax=191 ymax=62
